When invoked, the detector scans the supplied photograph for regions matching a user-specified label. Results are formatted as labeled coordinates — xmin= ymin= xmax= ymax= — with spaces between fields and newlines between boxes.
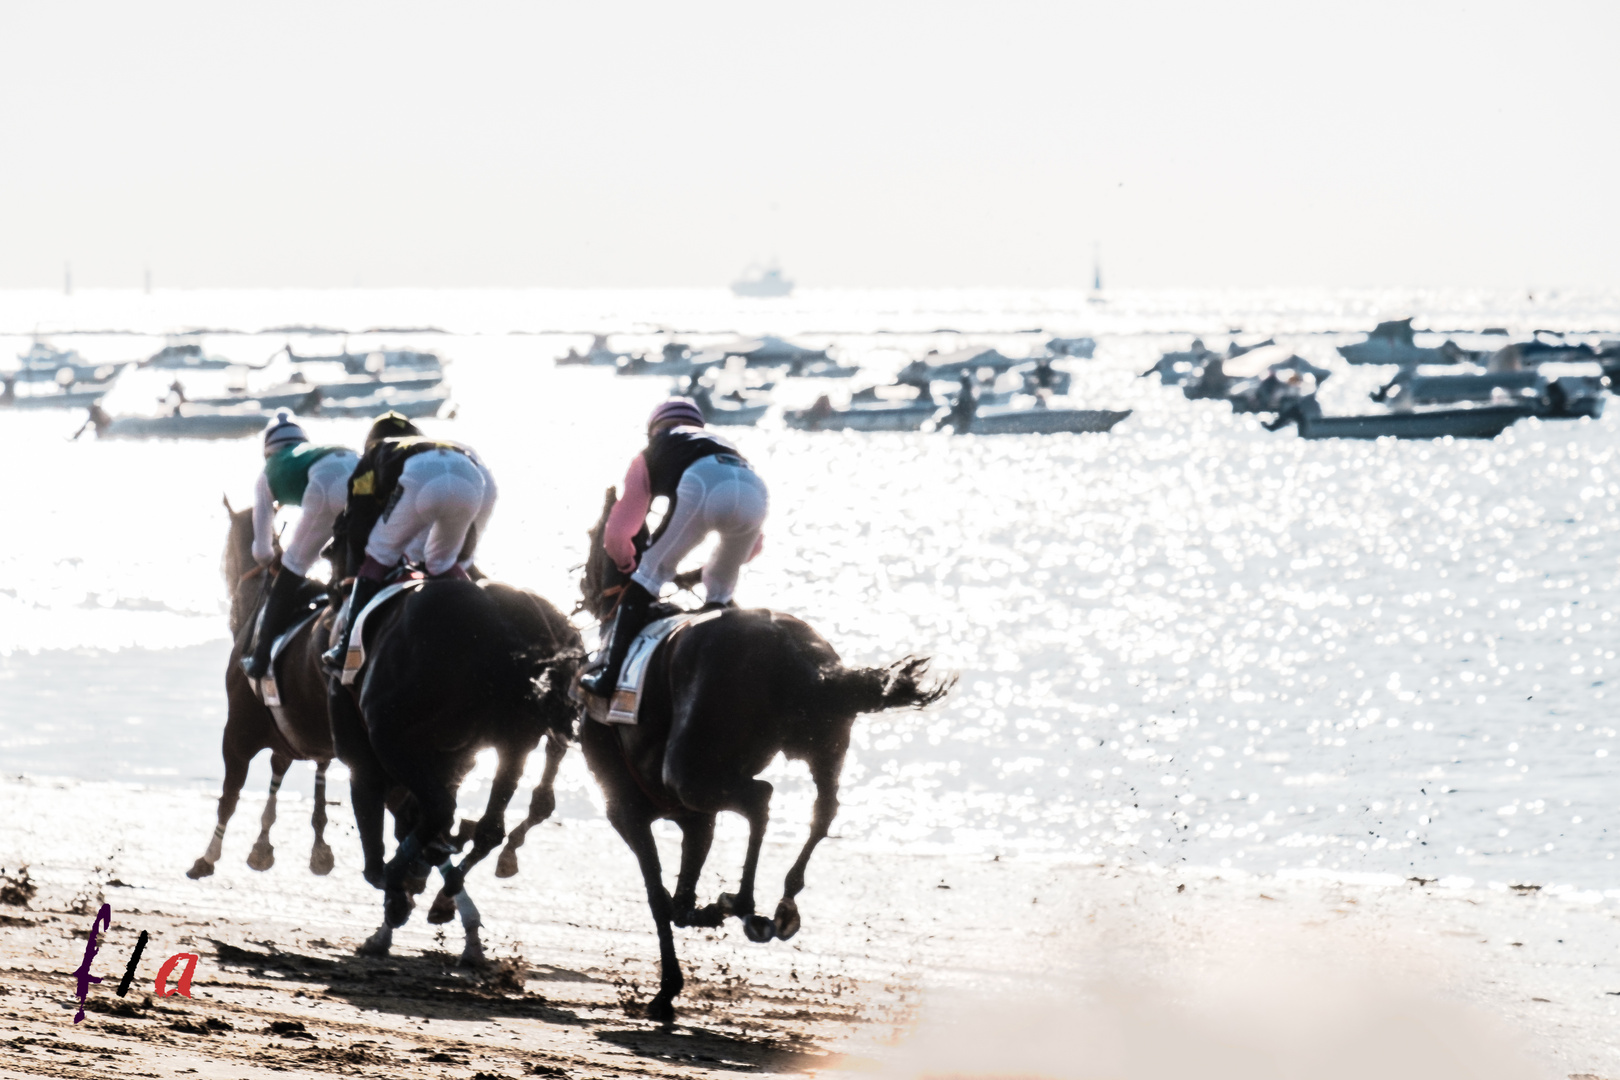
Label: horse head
xmin=581 ymin=486 xmax=628 ymax=621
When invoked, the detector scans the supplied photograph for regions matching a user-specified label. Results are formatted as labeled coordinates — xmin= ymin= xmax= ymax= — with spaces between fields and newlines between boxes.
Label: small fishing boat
xmin=86 ymin=403 xmax=276 ymax=440
xmin=1338 ymin=319 xmax=1482 ymax=366
xmin=705 ymin=401 xmax=770 ymax=426
xmin=557 ymin=334 xmax=632 ymax=367
xmin=312 ymin=389 xmax=449 ymax=419
xmin=1 ymin=378 xmax=107 ymax=410
xmin=616 ymin=344 xmax=723 ymax=378
xmin=1284 ymin=403 xmax=1527 ymax=440
xmin=9 ymin=342 xmax=127 ymax=384
xmin=783 ymin=398 xmax=937 ymax=432
xmin=142 ymin=342 xmax=235 ymax=370
xmin=911 ymin=346 xmax=1022 ymax=382
xmin=1045 ymin=336 xmax=1096 ymax=358
xmin=948 ymin=405 xmax=1131 ymax=435
xmin=720 ymin=336 xmax=831 ymax=368
xmin=730 ymin=264 xmax=794 ymax=298
xmin=286 ymin=346 xmax=444 ymax=376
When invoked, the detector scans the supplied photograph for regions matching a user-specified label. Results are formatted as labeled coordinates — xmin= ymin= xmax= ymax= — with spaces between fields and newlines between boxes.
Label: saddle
xmin=338 ymin=576 xmax=427 ymax=686
xmin=253 ymin=595 xmax=328 ymax=739
xmin=572 ymin=608 xmax=725 ymax=726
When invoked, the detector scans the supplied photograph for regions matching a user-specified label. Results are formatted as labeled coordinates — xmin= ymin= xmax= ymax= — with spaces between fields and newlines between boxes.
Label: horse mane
xmin=222 ymin=499 xmax=259 ymax=636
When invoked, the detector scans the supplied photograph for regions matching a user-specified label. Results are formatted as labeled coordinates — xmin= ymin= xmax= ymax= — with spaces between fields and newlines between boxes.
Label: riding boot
xmin=321 ymin=576 xmax=383 ymax=672
xmin=241 ymin=568 xmax=307 ymax=679
xmin=579 ymin=581 xmax=655 ymax=698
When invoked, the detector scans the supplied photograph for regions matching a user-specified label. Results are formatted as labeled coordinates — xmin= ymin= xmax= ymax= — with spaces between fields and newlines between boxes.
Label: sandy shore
xmin=0 ymin=775 xmax=1616 ymax=1080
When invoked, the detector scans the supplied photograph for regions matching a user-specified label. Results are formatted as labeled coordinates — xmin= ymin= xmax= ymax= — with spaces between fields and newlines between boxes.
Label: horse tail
xmin=819 ymin=655 xmax=955 ymax=717
xmin=518 ymin=645 xmax=586 ymax=739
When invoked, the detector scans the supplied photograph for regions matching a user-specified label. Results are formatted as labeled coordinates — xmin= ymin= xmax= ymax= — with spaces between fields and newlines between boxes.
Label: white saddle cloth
xmin=577 ymin=608 xmax=725 ymax=725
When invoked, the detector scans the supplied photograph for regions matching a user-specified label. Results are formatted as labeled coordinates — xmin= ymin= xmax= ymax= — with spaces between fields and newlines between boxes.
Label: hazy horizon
xmin=4 ymin=1 xmax=1616 ymax=292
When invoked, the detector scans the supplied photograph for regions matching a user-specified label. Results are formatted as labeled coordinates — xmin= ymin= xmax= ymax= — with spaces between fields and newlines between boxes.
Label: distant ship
xmin=730 ymin=263 xmax=794 ymax=298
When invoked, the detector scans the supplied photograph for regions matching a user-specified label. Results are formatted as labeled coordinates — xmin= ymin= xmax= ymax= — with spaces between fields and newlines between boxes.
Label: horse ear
xmin=223 ymin=494 xmax=234 ymax=515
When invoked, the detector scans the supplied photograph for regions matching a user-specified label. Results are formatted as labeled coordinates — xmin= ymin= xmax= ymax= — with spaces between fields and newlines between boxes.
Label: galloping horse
xmin=325 ymin=533 xmax=582 ymax=963
xmin=189 ymin=498 xmax=338 ymax=880
xmin=579 ymin=488 xmax=954 ymax=1023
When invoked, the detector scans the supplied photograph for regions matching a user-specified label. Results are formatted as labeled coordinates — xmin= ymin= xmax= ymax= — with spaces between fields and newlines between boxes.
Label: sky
xmin=1 ymin=1 xmax=1616 ymax=291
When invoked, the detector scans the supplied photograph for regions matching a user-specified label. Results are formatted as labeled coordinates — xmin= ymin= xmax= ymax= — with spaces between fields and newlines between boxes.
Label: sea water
xmin=0 ymin=287 xmax=1615 ymax=894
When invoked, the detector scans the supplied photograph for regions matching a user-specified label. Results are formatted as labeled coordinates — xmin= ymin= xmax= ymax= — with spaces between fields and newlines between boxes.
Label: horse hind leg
xmin=308 ymin=759 xmax=334 ymax=875
xmin=772 ymin=761 xmax=842 ymax=941
xmin=712 ymin=778 xmax=776 ymax=943
xmin=672 ymin=814 xmax=721 ymax=928
xmin=496 ymin=733 xmax=566 ymax=879
xmin=247 ymin=753 xmax=292 ymax=872
xmin=188 ymin=745 xmax=254 ymax=879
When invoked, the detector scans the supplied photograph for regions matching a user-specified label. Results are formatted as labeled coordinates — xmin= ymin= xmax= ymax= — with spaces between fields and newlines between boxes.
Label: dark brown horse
xmin=189 ymin=498 xmax=338 ymax=880
xmin=578 ymin=487 xmax=954 ymax=1023
xmin=324 ymin=529 xmax=583 ymax=963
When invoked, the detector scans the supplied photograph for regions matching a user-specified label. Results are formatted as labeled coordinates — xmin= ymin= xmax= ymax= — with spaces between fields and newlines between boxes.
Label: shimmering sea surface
xmin=0 ymin=287 xmax=1615 ymax=894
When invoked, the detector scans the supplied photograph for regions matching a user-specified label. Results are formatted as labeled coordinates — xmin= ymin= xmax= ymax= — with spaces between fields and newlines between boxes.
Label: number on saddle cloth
xmin=577 ymin=609 xmax=725 ymax=726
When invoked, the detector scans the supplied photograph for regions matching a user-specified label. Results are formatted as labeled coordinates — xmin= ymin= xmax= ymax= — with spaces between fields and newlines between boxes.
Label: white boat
xmin=730 ymin=264 xmax=794 ymax=298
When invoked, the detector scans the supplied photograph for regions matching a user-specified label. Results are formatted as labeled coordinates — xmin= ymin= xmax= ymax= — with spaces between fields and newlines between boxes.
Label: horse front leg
xmin=435 ymin=743 xmax=527 ymax=905
xmin=188 ymin=740 xmax=256 ymax=879
xmin=496 ymin=732 xmax=567 ymax=878
xmin=608 ymin=806 xmax=682 ymax=1024
xmin=309 ymin=759 xmax=335 ymax=875
xmin=246 ymin=753 xmax=292 ymax=871
xmin=772 ymin=761 xmax=842 ymax=941
xmin=330 ymin=686 xmax=388 ymax=889
xmin=715 ymin=778 xmax=776 ymax=943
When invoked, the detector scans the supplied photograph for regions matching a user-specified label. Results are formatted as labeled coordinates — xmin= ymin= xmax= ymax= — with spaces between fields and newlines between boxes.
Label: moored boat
xmin=783 ymin=398 xmax=937 ymax=432
xmin=1288 ymin=404 xmax=1527 ymax=440
xmin=949 ymin=405 xmax=1131 ymax=435
xmin=142 ymin=343 xmax=235 ymax=370
xmin=87 ymin=403 xmax=276 ymax=440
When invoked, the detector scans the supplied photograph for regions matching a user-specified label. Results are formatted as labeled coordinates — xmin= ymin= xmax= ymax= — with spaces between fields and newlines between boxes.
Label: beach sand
xmin=0 ymin=774 xmax=1616 ymax=1080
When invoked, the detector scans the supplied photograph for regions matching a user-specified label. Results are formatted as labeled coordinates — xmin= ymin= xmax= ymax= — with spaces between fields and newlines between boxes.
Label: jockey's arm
xmin=251 ymin=471 xmax=277 ymax=565
xmin=604 ymin=454 xmax=652 ymax=573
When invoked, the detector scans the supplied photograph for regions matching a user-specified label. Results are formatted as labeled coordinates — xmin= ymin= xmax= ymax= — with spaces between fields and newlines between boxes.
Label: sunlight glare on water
xmin=0 ymin=287 xmax=1615 ymax=894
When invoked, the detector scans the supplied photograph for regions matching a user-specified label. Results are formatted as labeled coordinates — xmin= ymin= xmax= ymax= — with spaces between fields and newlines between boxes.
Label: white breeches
xmin=633 ymin=456 xmax=768 ymax=604
xmin=366 ymin=450 xmax=489 ymax=576
xmin=404 ymin=460 xmax=496 ymax=572
xmin=282 ymin=451 xmax=360 ymax=576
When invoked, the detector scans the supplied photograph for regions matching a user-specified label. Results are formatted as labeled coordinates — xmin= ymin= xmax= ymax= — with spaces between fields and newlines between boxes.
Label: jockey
xmin=580 ymin=397 xmax=768 ymax=698
xmin=320 ymin=416 xmax=496 ymax=669
xmin=240 ymin=410 xmax=360 ymax=679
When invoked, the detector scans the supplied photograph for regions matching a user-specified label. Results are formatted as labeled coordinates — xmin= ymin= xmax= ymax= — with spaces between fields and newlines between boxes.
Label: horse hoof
xmin=494 ymin=847 xmax=519 ymax=879
xmin=718 ymin=891 xmax=754 ymax=918
xmin=309 ymin=843 xmax=334 ymax=876
xmin=773 ymin=899 xmax=801 ymax=941
xmin=644 ymin=996 xmax=676 ymax=1025
xmin=185 ymin=859 xmax=215 ymax=880
xmin=384 ymin=890 xmax=414 ymax=929
xmin=246 ymin=843 xmax=275 ymax=872
xmin=362 ymin=864 xmax=385 ymax=889
xmin=459 ymin=940 xmax=487 ymax=968
xmin=426 ymin=890 xmax=457 ymax=925
xmin=357 ymin=928 xmax=392 ymax=957
xmin=742 ymin=915 xmax=776 ymax=943
xmin=691 ymin=903 xmax=726 ymax=929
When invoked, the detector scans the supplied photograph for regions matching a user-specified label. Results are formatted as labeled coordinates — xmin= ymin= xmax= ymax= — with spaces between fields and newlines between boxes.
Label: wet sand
xmin=1 ymin=775 xmax=1617 ymax=1079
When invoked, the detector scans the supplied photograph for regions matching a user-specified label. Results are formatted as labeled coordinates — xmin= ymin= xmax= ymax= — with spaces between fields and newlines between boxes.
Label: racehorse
xmin=579 ymin=487 xmax=954 ymax=1022
xmin=325 ymin=522 xmax=583 ymax=963
xmin=188 ymin=498 xmax=338 ymax=881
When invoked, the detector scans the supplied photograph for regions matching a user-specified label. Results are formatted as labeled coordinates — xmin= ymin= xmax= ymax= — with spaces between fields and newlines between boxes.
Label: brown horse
xmin=188 ymin=498 xmax=338 ymax=880
xmin=578 ymin=487 xmax=954 ymax=1022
